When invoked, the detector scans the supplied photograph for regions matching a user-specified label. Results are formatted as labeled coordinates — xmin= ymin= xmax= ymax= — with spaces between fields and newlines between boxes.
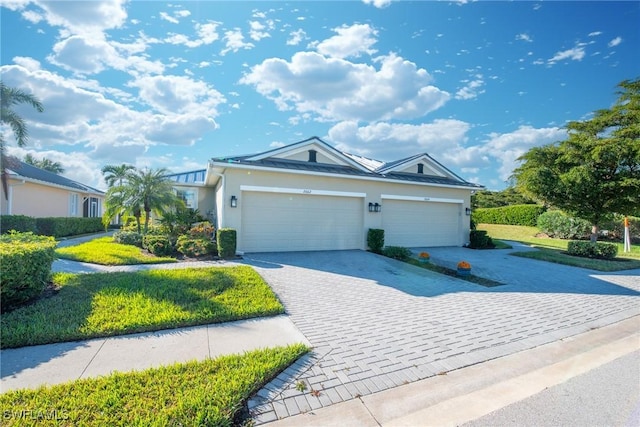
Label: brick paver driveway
xmin=242 ymin=248 xmax=640 ymax=424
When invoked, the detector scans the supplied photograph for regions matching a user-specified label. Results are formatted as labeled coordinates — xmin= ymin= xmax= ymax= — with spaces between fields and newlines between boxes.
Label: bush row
xmin=567 ymin=241 xmax=618 ymax=260
xmin=472 ymin=204 xmax=546 ymax=227
xmin=112 ymin=223 xmax=237 ymax=259
xmin=0 ymin=232 xmax=57 ymax=311
xmin=0 ymin=215 xmax=103 ymax=238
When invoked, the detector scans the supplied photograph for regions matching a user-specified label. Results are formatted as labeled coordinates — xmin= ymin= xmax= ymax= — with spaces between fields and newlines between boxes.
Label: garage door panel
xmin=241 ymin=192 xmax=363 ymax=252
xmin=382 ymin=200 xmax=460 ymax=247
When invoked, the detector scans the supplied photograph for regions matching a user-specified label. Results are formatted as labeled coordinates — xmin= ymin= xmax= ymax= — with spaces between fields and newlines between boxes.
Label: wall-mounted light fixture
xmin=465 ymin=207 xmax=472 ymax=216
xmin=368 ymin=202 xmax=375 ymax=212
xmin=230 ymin=195 xmax=238 ymax=208
xmin=368 ymin=202 xmax=382 ymax=213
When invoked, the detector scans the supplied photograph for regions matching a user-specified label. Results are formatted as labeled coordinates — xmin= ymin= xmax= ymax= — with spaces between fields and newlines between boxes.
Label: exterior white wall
xmin=215 ymin=166 xmax=472 ymax=250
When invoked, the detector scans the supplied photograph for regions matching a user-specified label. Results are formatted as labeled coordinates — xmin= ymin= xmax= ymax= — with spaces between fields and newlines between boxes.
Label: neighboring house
xmin=0 ymin=158 xmax=105 ymax=218
xmin=175 ymin=136 xmax=482 ymax=253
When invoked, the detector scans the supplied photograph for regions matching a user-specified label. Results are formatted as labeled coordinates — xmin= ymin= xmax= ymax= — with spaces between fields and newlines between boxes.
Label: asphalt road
xmin=464 ymin=350 xmax=640 ymax=427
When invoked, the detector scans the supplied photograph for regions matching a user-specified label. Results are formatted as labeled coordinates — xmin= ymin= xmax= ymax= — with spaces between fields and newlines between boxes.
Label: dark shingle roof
xmin=8 ymin=158 xmax=104 ymax=194
xmin=210 ymin=137 xmax=483 ymax=189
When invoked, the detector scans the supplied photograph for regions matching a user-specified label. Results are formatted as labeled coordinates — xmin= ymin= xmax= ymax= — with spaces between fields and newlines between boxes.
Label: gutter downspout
xmin=207 ymin=162 xmax=225 ymax=230
xmin=7 ymin=180 xmax=26 ymax=215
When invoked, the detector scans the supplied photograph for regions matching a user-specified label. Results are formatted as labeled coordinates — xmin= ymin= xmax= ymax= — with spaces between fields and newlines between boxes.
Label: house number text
xmin=303 ymin=189 xmax=312 ymax=194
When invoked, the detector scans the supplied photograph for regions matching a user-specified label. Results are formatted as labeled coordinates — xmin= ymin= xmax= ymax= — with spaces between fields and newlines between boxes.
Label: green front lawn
xmin=478 ymin=223 xmax=640 ymax=271
xmin=55 ymin=237 xmax=176 ymax=265
xmin=0 ymin=344 xmax=307 ymax=427
xmin=1 ymin=266 xmax=284 ymax=348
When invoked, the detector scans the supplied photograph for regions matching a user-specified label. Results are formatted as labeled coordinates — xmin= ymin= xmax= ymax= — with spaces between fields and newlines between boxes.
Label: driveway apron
xmin=242 ymin=248 xmax=640 ymax=424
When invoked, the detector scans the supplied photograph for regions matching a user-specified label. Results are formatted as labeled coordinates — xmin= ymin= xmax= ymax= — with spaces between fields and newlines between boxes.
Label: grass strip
xmin=1 ymin=266 xmax=284 ymax=348
xmin=0 ymin=344 xmax=308 ymax=427
xmin=512 ymin=248 xmax=640 ymax=271
xmin=407 ymin=258 xmax=505 ymax=287
xmin=55 ymin=237 xmax=176 ymax=265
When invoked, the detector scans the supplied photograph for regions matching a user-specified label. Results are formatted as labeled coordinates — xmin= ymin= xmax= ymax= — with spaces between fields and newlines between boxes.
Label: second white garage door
xmin=241 ymin=191 xmax=364 ymax=252
xmin=382 ymin=199 xmax=461 ymax=247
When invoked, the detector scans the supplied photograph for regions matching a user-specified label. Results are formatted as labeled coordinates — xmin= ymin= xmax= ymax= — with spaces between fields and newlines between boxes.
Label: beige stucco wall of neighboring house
xmin=216 ymin=166 xmax=472 ymax=250
xmin=1 ymin=178 xmax=104 ymax=218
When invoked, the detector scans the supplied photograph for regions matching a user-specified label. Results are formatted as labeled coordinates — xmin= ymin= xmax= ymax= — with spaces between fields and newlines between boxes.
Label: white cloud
xmin=249 ymin=19 xmax=274 ymax=41
xmin=455 ymin=77 xmax=485 ymax=100
xmin=316 ymin=24 xmax=378 ymax=59
xmin=608 ymin=36 xmax=622 ymax=47
xmin=21 ymin=0 xmax=128 ymax=35
xmin=176 ymin=10 xmax=191 ymax=18
xmin=515 ymin=33 xmax=533 ymax=43
xmin=159 ymin=12 xmax=179 ymax=24
xmin=0 ymin=64 xmax=224 ymax=187
xmin=241 ymin=52 xmax=450 ymax=123
xmin=221 ymin=29 xmax=255 ymax=55
xmin=287 ymin=29 xmax=307 ymax=46
xmin=48 ymin=34 xmax=164 ymax=76
xmin=128 ymin=75 xmax=226 ymax=116
xmin=480 ymin=125 xmax=567 ymax=180
xmin=548 ymin=44 xmax=586 ymax=64
xmin=588 ymin=31 xmax=602 ymax=37
xmin=12 ymin=56 xmax=41 ymax=71
xmin=362 ymin=0 xmax=392 ymax=8
xmin=328 ymin=119 xmax=471 ymax=161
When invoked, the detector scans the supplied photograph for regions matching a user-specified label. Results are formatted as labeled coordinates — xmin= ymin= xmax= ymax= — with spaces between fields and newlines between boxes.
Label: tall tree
xmin=24 ymin=153 xmax=65 ymax=174
xmin=103 ymin=167 xmax=181 ymax=233
xmin=101 ymin=163 xmax=136 ymax=188
xmin=1 ymin=81 xmax=44 ymax=199
xmin=513 ymin=78 xmax=640 ymax=241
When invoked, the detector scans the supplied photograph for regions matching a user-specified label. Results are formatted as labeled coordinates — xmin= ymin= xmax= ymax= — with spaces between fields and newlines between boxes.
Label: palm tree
xmin=1 ymin=81 xmax=44 ymax=199
xmin=103 ymin=167 xmax=181 ymax=233
xmin=24 ymin=153 xmax=65 ymax=174
xmin=101 ymin=163 xmax=136 ymax=188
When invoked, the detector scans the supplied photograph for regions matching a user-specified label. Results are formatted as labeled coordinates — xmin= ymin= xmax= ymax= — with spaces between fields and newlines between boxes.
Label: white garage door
xmin=241 ymin=191 xmax=364 ymax=252
xmin=382 ymin=199 xmax=461 ymax=247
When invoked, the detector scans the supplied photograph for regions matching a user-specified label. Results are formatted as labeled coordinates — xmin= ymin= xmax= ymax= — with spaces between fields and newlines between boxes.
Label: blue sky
xmin=1 ymin=0 xmax=638 ymax=191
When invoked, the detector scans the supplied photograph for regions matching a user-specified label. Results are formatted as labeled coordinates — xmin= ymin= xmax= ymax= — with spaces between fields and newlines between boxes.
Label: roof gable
xmin=246 ymin=137 xmax=370 ymax=172
xmin=376 ymin=154 xmax=462 ymax=181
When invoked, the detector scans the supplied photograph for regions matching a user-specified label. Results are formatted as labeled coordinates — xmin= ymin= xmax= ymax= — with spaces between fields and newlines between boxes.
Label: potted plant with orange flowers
xmin=418 ymin=251 xmax=430 ymax=263
xmin=457 ymin=261 xmax=471 ymax=276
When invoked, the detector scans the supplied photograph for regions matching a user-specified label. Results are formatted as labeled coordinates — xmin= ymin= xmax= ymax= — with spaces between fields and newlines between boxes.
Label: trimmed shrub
xmin=113 ymin=230 xmax=143 ymax=247
xmin=0 ymin=232 xmax=57 ymax=311
xmin=382 ymin=246 xmax=412 ymax=261
xmin=567 ymin=241 xmax=618 ymax=260
xmin=537 ymin=211 xmax=591 ymax=240
xmin=472 ymin=204 xmax=546 ymax=227
xmin=35 ymin=217 xmax=103 ymax=238
xmin=176 ymin=222 xmax=216 ymax=257
xmin=469 ymin=230 xmax=494 ymax=249
xmin=367 ymin=228 xmax=385 ymax=254
xmin=0 ymin=215 xmax=38 ymax=234
xmin=143 ymin=234 xmax=175 ymax=257
xmin=217 ymin=228 xmax=237 ymax=259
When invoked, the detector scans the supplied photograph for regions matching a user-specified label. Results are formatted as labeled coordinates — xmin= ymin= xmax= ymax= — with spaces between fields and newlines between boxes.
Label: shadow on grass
xmin=512 ymin=247 xmax=640 ymax=272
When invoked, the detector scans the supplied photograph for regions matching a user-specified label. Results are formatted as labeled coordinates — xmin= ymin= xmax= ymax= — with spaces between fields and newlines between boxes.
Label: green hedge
xmin=217 ymin=228 xmax=237 ymax=259
xmin=142 ymin=234 xmax=175 ymax=256
xmin=0 ymin=215 xmax=37 ymax=233
xmin=1 ymin=215 xmax=103 ymax=237
xmin=382 ymin=246 xmax=412 ymax=261
xmin=567 ymin=241 xmax=618 ymax=260
xmin=600 ymin=215 xmax=640 ymax=243
xmin=0 ymin=232 xmax=57 ymax=311
xmin=367 ymin=228 xmax=385 ymax=254
xmin=472 ymin=204 xmax=546 ymax=227
xmin=113 ymin=230 xmax=143 ymax=247
xmin=469 ymin=230 xmax=494 ymax=249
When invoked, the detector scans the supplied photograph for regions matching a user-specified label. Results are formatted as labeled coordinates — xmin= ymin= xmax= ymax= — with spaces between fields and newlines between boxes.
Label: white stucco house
xmin=167 ymin=137 xmax=483 ymax=253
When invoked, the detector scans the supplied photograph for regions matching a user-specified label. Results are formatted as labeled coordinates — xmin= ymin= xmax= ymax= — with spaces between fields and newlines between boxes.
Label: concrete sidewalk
xmin=264 ymin=315 xmax=639 ymax=426
xmin=1 ymin=315 xmax=310 ymax=392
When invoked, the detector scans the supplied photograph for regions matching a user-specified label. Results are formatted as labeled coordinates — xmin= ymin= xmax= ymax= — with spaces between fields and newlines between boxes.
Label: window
xmin=176 ymin=189 xmax=198 ymax=209
xmin=69 ymin=193 xmax=78 ymax=216
xmin=83 ymin=196 xmax=101 ymax=217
